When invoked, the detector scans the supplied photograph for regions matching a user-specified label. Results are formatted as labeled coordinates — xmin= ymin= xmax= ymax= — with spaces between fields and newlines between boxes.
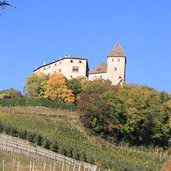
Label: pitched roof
xmin=89 ymin=62 xmax=107 ymax=74
xmin=108 ymin=42 xmax=126 ymax=57
xmin=33 ymin=57 xmax=87 ymax=72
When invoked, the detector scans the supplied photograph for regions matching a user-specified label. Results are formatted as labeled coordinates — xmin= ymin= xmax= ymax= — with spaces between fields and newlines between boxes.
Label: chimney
xmin=43 ymin=60 xmax=46 ymax=65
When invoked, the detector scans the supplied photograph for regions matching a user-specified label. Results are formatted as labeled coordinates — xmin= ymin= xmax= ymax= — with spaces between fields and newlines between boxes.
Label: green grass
xmin=0 ymin=107 xmax=169 ymax=171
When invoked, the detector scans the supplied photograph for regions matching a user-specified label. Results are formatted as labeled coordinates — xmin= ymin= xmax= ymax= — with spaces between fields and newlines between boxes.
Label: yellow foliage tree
xmin=45 ymin=73 xmax=75 ymax=103
xmin=160 ymin=160 xmax=171 ymax=171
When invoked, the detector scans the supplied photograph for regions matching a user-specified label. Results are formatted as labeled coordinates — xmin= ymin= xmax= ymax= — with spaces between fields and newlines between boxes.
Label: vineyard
xmin=0 ymin=134 xmax=97 ymax=171
xmin=0 ymin=107 xmax=170 ymax=171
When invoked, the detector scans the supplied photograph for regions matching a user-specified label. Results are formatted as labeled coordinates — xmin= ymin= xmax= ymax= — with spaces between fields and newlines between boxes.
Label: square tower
xmin=107 ymin=42 xmax=126 ymax=85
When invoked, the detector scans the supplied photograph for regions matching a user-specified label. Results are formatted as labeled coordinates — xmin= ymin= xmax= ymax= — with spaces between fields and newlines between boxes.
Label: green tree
xmin=24 ymin=73 xmax=47 ymax=97
xmin=66 ymin=76 xmax=86 ymax=103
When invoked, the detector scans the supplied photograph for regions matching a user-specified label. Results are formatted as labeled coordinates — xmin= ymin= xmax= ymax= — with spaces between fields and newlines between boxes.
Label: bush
xmin=0 ymin=97 xmax=75 ymax=110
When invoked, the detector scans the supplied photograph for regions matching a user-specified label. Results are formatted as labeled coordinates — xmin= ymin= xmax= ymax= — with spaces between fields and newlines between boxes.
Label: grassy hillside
xmin=0 ymin=107 xmax=169 ymax=171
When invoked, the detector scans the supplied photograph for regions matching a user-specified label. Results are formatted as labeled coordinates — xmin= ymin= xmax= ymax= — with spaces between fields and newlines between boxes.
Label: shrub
xmin=0 ymin=98 xmax=75 ymax=110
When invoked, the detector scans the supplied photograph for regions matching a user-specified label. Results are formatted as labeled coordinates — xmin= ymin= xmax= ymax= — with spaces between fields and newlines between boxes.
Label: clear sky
xmin=0 ymin=0 xmax=171 ymax=93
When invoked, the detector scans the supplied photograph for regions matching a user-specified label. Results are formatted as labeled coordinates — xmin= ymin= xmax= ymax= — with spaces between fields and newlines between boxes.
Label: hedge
xmin=0 ymin=98 xmax=75 ymax=110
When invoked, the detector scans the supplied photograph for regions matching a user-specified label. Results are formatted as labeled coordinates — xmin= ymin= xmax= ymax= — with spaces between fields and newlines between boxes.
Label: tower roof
xmin=89 ymin=62 xmax=107 ymax=74
xmin=108 ymin=42 xmax=126 ymax=57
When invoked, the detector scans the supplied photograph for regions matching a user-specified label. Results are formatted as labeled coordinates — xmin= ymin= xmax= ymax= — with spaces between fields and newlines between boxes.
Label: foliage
xmin=66 ymin=76 xmax=86 ymax=98
xmin=160 ymin=160 xmax=171 ymax=171
xmin=0 ymin=107 xmax=167 ymax=171
xmin=0 ymin=88 xmax=23 ymax=98
xmin=81 ymin=79 xmax=112 ymax=93
xmin=24 ymin=73 xmax=47 ymax=97
xmin=0 ymin=98 xmax=75 ymax=110
xmin=78 ymin=84 xmax=171 ymax=147
xmin=45 ymin=73 xmax=75 ymax=103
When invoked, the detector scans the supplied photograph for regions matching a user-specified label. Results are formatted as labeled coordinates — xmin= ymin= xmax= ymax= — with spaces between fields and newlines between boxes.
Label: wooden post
xmin=50 ymin=162 xmax=52 ymax=171
xmin=43 ymin=161 xmax=46 ymax=171
xmin=53 ymin=162 xmax=56 ymax=171
xmin=32 ymin=161 xmax=35 ymax=171
xmin=13 ymin=158 xmax=15 ymax=171
xmin=73 ymin=162 xmax=75 ymax=171
xmin=2 ymin=160 xmax=5 ymax=171
xmin=17 ymin=161 xmax=20 ymax=171
xmin=62 ymin=160 xmax=65 ymax=171
xmin=67 ymin=163 xmax=70 ymax=171
xmin=29 ymin=161 xmax=32 ymax=171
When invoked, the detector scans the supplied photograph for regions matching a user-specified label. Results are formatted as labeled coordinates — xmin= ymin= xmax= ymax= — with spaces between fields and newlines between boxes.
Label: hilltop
xmin=0 ymin=106 xmax=169 ymax=171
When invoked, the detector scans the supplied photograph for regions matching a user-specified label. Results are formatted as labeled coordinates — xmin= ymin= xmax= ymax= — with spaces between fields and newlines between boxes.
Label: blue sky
xmin=0 ymin=0 xmax=171 ymax=93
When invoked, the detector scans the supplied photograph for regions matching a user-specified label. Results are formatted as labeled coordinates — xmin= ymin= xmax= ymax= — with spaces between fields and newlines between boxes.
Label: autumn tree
xmin=24 ymin=73 xmax=47 ymax=97
xmin=79 ymin=83 xmax=171 ymax=147
xmin=161 ymin=160 xmax=171 ymax=171
xmin=45 ymin=73 xmax=75 ymax=103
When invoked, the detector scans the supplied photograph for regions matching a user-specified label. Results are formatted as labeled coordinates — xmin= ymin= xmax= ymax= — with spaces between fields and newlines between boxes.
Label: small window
xmin=100 ymin=75 xmax=102 ymax=78
xmin=79 ymin=61 xmax=82 ymax=63
xmin=54 ymin=63 xmax=57 ymax=66
xmin=112 ymin=59 xmax=114 ymax=62
xmin=49 ymin=66 xmax=51 ymax=68
xmin=72 ymin=66 xmax=79 ymax=72
xmin=70 ymin=75 xmax=73 ymax=79
xmin=114 ymin=67 xmax=117 ymax=71
xmin=59 ymin=62 xmax=61 ymax=65
xmin=44 ymin=67 xmax=46 ymax=70
xmin=70 ymin=60 xmax=73 ymax=63
xmin=118 ymin=58 xmax=120 ymax=62
xmin=59 ymin=69 xmax=61 ymax=72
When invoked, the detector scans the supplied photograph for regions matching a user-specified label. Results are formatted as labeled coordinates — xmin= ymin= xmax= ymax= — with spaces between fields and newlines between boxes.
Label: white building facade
xmin=33 ymin=42 xmax=126 ymax=85
xmin=34 ymin=57 xmax=89 ymax=80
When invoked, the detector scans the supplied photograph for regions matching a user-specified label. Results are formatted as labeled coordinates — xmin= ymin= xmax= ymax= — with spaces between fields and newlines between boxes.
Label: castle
xmin=33 ymin=42 xmax=126 ymax=85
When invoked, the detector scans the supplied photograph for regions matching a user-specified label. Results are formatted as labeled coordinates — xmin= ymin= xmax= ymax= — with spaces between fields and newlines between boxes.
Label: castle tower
xmin=107 ymin=42 xmax=126 ymax=85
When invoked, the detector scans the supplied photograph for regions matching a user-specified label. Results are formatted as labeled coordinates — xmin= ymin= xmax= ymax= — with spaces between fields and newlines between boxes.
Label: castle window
xmin=118 ymin=58 xmax=120 ymax=62
xmin=54 ymin=63 xmax=57 ymax=66
xmin=49 ymin=66 xmax=51 ymax=68
xmin=59 ymin=69 xmax=61 ymax=72
xmin=79 ymin=61 xmax=82 ymax=63
xmin=70 ymin=60 xmax=73 ymax=63
xmin=44 ymin=67 xmax=46 ymax=70
xmin=114 ymin=67 xmax=117 ymax=71
xmin=59 ymin=62 xmax=62 ymax=65
xmin=72 ymin=66 xmax=79 ymax=72
xmin=112 ymin=59 xmax=114 ymax=62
